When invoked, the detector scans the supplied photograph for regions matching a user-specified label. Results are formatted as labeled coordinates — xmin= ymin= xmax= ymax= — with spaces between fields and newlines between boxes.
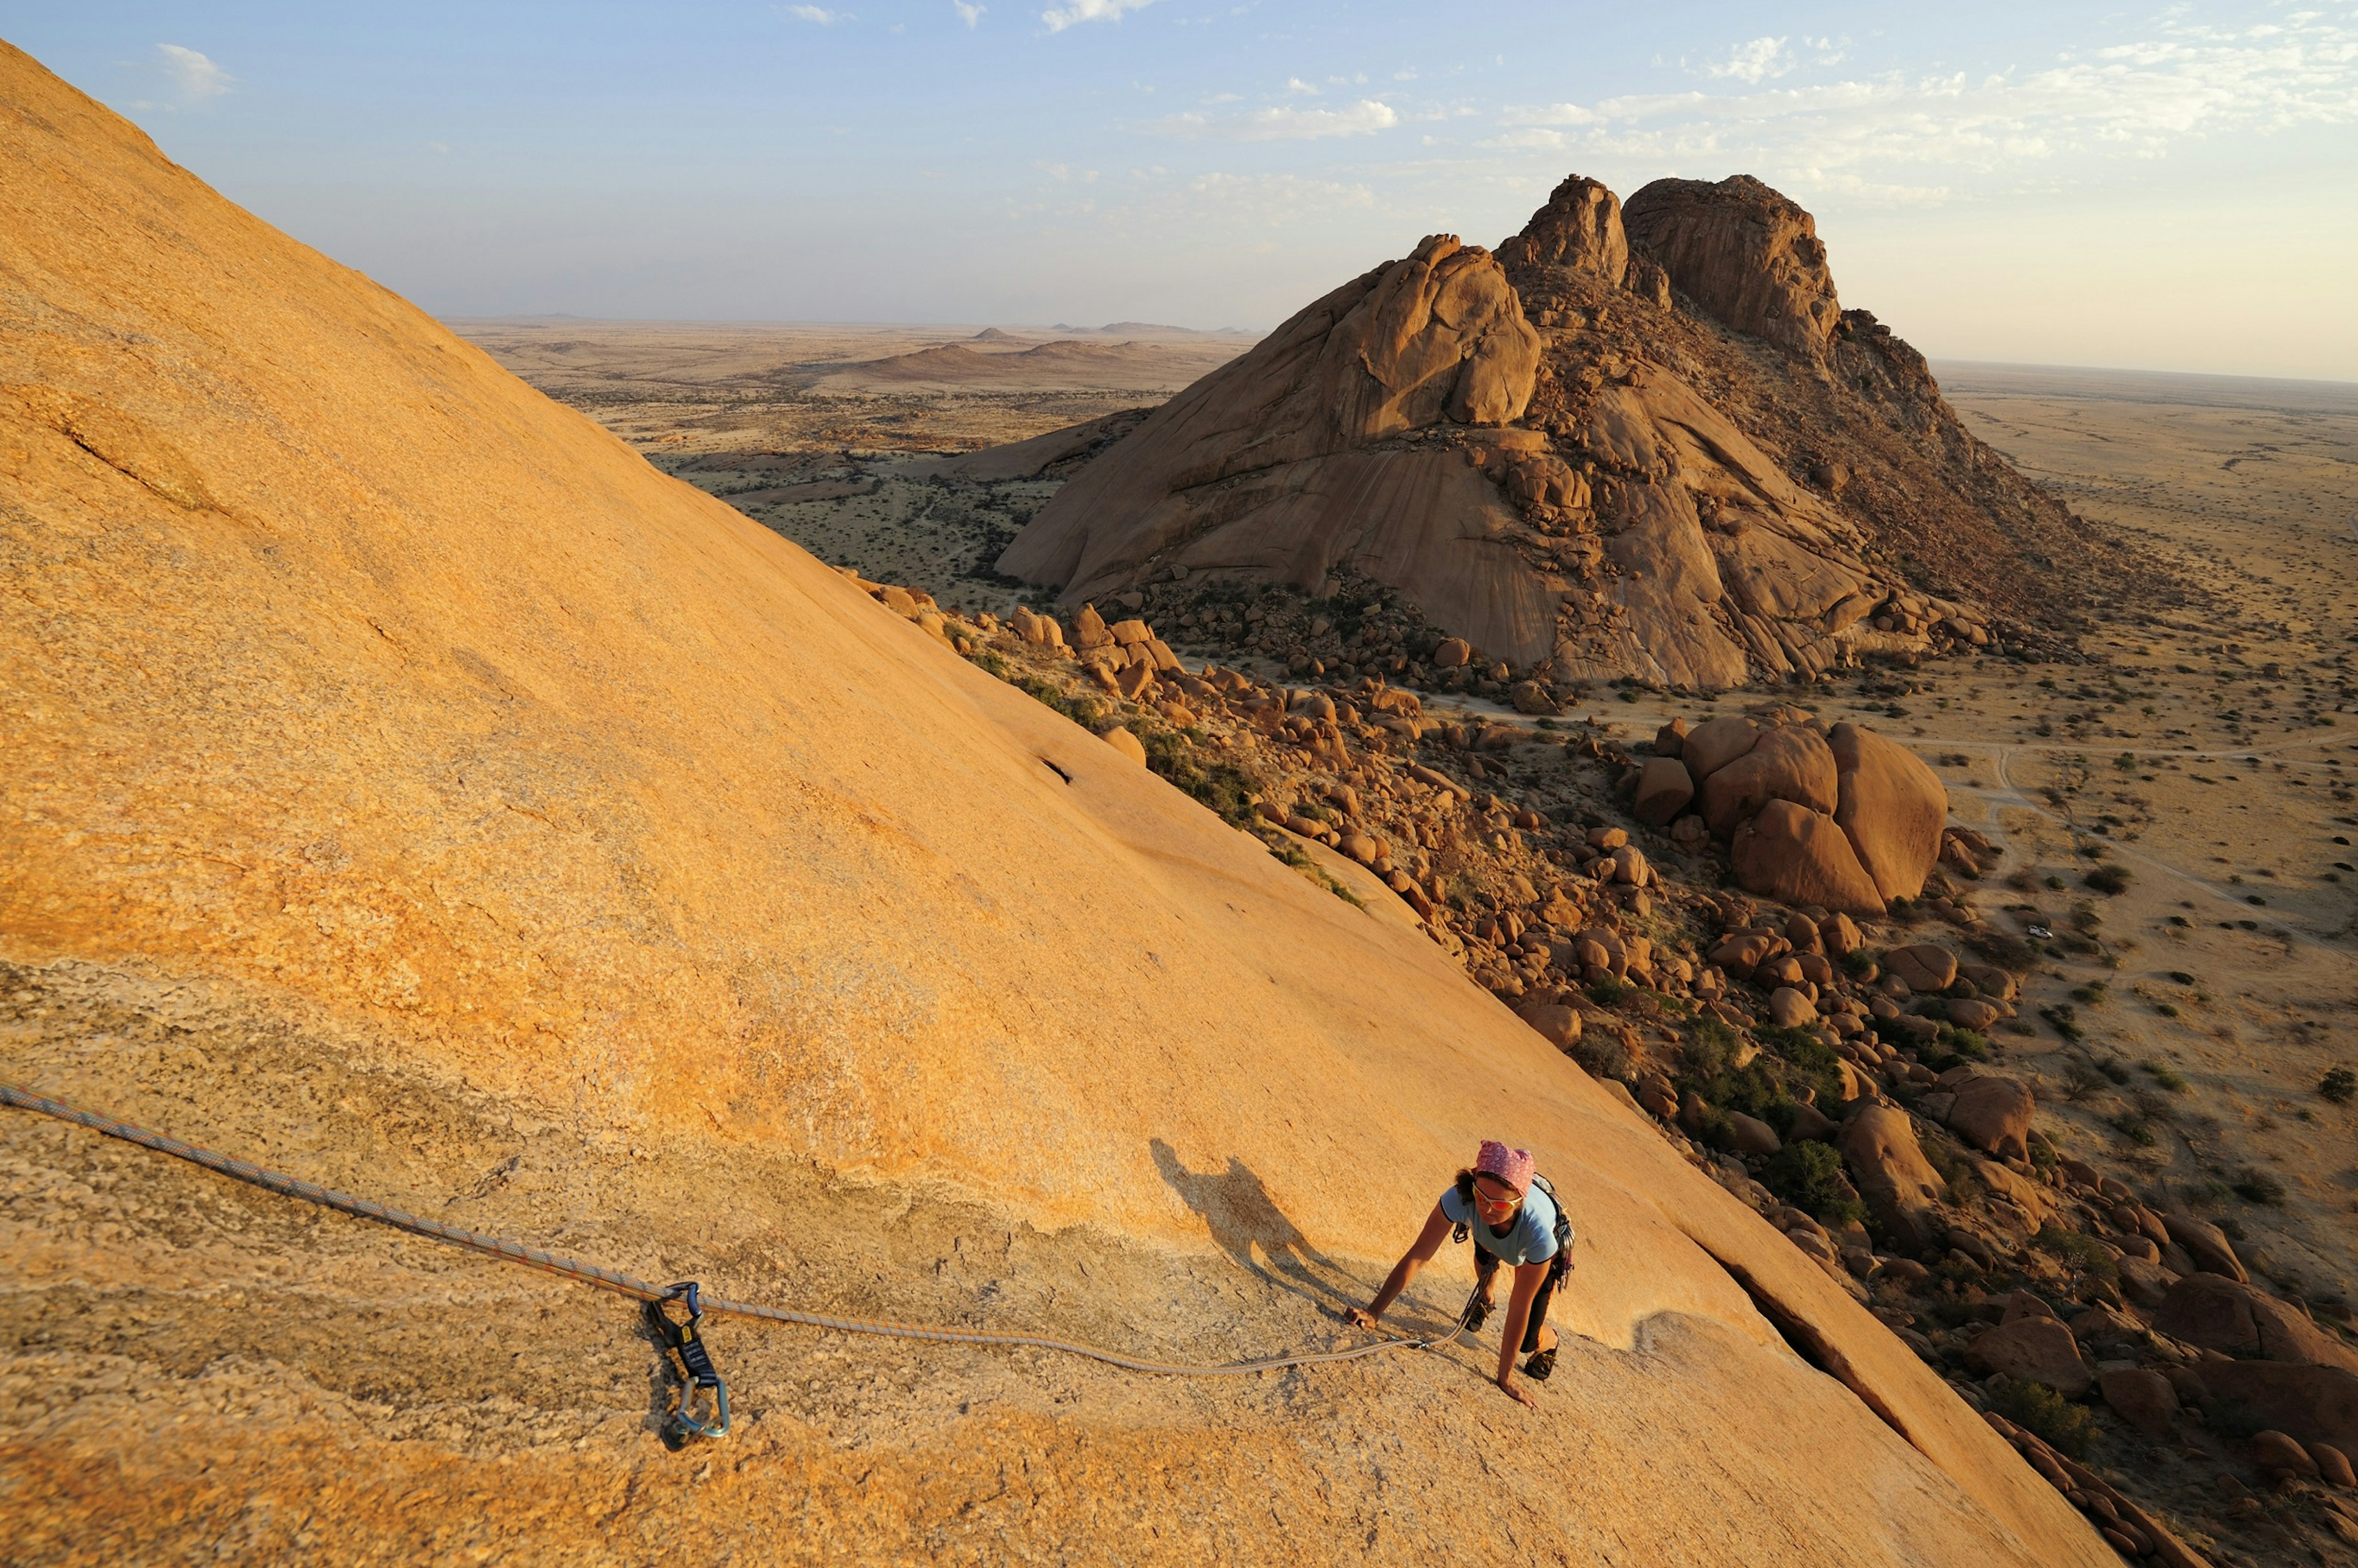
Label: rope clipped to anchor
xmin=645 ymin=1281 xmax=731 ymax=1442
xmin=1 ymin=1082 xmax=1468 ymax=1443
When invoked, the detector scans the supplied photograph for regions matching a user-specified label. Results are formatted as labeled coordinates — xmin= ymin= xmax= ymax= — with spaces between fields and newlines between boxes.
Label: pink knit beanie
xmin=1476 ymin=1140 xmax=1535 ymax=1195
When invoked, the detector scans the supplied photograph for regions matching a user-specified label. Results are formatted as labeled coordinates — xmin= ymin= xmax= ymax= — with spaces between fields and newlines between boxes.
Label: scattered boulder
xmin=2197 ymin=1362 xmax=2358 ymax=1457
xmin=2155 ymin=1275 xmax=2358 ymax=1373
xmin=1698 ymin=723 xmax=1839 ymax=835
xmin=1681 ymin=716 xmax=1760 ymax=782
xmin=2000 ymin=1290 xmax=2059 ymax=1325
xmin=2252 ymin=1429 xmax=2321 ymax=1481
xmin=1724 ymin=1111 xmax=1781 ymax=1157
xmin=1730 ymin=799 xmax=1885 ymax=916
xmin=2099 ymin=1367 xmax=2181 ymax=1442
xmin=2316 ymin=1444 xmax=2357 ymax=1488
xmin=1883 ymin=943 xmax=1958 ymax=994
xmin=1839 ymin=1105 xmax=1945 ymax=1255
xmin=1101 ymin=727 xmax=1148 ymax=764
xmin=1956 ymin=963 xmax=2018 ymax=1001
xmin=2117 ymin=1256 xmax=2172 ymax=1309
xmin=1944 ymin=1071 xmax=2034 ymax=1162
xmin=1946 ymin=998 xmax=2002 ymax=1031
xmin=1633 ymin=757 xmax=1695 ymax=826
xmin=1767 ymin=987 xmax=1816 ymax=1028
xmin=1786 ymin=1102 xmax=1837 ymax=1142
xmin=1827 ymin=723 xmax=1945 ymax=902
xmin=1517 ymin=1000 xmax=1584 ymax=1052
xmin=1652 ymin=718 xmax=1688 ymax=758
xmin=2163 ymin=1213 xmax=2250 ymax=1283
xmin=1967 ymin=1316 xmax=2091 ymax=1397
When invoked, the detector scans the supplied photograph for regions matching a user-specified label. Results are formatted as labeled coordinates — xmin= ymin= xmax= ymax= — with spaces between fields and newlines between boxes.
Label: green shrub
xmin=1014 ymin=674 xmax=1108 ymax=730
xmin=1137 ymin=729 xmax=1258 ymax=827
xmin=2033 ymin=1225 xmax=2120 ymax=1287
xmin=1755 ymin=1026 xmax=1851 ymax=1111
xmin=2233 ymin=1167 xmax=2286 ymax=1205
xmin=1842 ymin=949 xmax=1879 ymax=977
xmin=1989 ymin=1380 xmax=2095 ymax=1459
xmin=2321 ymin=1068 xmax=2357 ymax=1105
xmin=1761 ymin=1141 xmax=1866 ymax=1226
xmin=2139 ymin=1059 xmax=2187 ymax=1093
xmin=1676 ymin=1019 xmax=1797 ymax=1138
xmin=1937 ymin=1026 xmax=1991 ymax=1061
xmin=2085 ymin=864 xmax=2131 ymax=895
xmin=1587 ymin=976 xmax=1629 ymax=1008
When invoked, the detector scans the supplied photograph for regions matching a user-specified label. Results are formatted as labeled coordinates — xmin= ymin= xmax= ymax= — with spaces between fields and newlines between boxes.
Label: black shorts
xmin=1474 ymin=1248 xmax=1558 ymax=1353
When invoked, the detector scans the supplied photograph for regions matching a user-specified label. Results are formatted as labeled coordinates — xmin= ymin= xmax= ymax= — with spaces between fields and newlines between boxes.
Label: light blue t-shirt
xmin=1442 ymin=1179 xmax=1562 ymax=1266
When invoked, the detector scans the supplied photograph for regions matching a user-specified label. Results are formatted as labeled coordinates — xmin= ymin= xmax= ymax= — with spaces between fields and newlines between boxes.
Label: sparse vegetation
xmin=2033 ymin=1225 xmax=2120 ymax=1287
xmin=1138 ymin=728 xmax=1259 ymax=828
xmin=2040 ymin=1004 xmax=2084 ymax=1042
xmin=1761 ymin=1141 xmax=1866 ymax=1226
xmin=2321 ymin=1067 xmax=2357 ymax=1105
xmin=1989 ymin=1379 xmax=2095 ymax=1459
xmin=2140 ymin=1059 xmax=2189 ymax=1093
xmin=2232 ymin=1167 xmax=2286 ymax=1205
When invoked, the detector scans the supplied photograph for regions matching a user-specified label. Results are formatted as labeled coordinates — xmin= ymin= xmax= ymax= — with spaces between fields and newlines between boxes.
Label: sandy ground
xmin=449 ymin=318 xmax=1254 ymax=458
xmin=450 ymin=319 xmax=1258 ymax=615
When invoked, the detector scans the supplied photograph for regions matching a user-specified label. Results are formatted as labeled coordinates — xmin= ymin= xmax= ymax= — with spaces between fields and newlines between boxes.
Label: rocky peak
xmin=1496 ymin=173 xmax=1630 ymax=289
xmin=1624 ymin=174 xmax=1842 ymax=357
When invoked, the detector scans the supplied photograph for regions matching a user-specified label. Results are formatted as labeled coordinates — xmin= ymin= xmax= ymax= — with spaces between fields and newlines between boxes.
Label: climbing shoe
xmin=1462 ymin=1292 xmax=1492 ymax=1334
xmin=1523 ymin=1347 xmax=1557 ymax=1382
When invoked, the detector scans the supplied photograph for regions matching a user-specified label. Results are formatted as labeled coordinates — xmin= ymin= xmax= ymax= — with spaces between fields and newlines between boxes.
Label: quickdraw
xmin=645 ymin=1281 xmax=731 ymax=1442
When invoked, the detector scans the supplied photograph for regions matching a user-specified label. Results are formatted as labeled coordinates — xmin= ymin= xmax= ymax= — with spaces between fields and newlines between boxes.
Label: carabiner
xmin=646 ymin=1281 xmax=731 ymax=1442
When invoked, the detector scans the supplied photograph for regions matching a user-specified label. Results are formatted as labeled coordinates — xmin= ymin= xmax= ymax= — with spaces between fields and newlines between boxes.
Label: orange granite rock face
xmin=0 ymin=41 xmax=2112 ymax=1567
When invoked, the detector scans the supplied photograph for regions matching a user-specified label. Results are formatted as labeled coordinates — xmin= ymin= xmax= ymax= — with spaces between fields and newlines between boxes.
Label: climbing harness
xmin=1 ymin=1082 xmax=1475 ymax=1439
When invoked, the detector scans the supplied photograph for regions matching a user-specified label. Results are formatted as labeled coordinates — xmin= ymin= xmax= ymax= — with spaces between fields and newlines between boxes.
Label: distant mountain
xmin=1002 ymin=172 xmax=2131 ymax=689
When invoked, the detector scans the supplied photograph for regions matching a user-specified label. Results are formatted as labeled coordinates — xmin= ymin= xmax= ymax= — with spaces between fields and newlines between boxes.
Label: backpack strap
xmin=1531 ymin=1173 xmax=1576 ymax=1282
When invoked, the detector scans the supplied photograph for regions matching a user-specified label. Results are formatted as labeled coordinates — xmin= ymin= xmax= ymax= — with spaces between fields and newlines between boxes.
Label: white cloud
xmin=1148 ymin=98 xmax=1399 ymax=141
xmin=1042 ymin=0 xmax=1153 ymax=32
xmin=785 ymin=4 xmax=847 ymax=22
xmin=1285 ymin=77 xmax=1318 ymax=95
xmin=1708 ymin=37 xmax=1792 ymax=85
xmin=1498 ymin=102 xmax=1598 ymax=128
xmin=953 ymin=0 xmax=986 ymax=24
xmin=1492 ymin=11 xmax=2358 ymax=206
xmin=1181 ymin=172 xmax=1378 ymax=225
xmin=157 ymin=44 xmax=232 ymax=103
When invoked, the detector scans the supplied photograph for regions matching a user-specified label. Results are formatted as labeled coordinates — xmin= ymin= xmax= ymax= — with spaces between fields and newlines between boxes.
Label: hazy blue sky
xmin=10 ymin=3 xmax=2356 ymax=378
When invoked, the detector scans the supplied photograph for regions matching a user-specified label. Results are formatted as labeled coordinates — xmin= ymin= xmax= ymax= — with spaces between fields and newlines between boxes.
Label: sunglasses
xmin=1471 ymin=1179 xmax=1522 ymax=1210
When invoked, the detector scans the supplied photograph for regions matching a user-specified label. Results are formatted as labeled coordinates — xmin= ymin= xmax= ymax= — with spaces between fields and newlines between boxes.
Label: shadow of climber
xmin=1150 ymin=1139 xmax=1358 ymax=1308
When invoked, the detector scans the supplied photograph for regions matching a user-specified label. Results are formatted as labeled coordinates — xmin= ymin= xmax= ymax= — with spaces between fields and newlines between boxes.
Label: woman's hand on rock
xmin=1496 ymin=1375 xmax=1536 ymax=1408
xmin=1344 ymin=1306 xmax=1380 ymax=1332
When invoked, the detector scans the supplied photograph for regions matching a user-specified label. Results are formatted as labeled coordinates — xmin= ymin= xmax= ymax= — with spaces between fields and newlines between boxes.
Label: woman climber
xmin=1345 ymin=1140 xmax=1573 ymax=1407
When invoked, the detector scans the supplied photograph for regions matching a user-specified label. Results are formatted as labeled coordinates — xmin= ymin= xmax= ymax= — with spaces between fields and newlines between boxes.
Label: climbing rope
xmin=1 ymin=1082 xmax=1468 ymax=1386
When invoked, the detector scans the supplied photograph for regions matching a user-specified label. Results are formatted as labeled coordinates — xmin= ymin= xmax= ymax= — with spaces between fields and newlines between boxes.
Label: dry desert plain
xmin=460 ymin=319 xmax=2358 ymax=1316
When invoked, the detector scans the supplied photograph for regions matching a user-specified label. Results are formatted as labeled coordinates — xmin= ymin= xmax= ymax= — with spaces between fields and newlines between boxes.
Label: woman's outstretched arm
xmin=1493 ymin=1261 xmax=1550 ymax=1405
xmin=1345 ymin=1203 xmax=1453 ymax=1329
